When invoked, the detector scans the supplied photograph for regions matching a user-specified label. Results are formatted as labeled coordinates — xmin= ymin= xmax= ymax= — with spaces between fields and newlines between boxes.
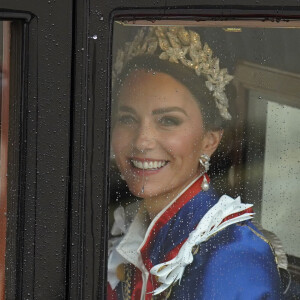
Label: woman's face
xmin=112 ymin=70 xmax=217 ymax=199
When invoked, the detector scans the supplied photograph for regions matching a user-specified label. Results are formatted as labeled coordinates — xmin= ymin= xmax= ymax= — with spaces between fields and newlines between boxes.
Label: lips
xmin=130 ymin=159 xmax=168 ymax=170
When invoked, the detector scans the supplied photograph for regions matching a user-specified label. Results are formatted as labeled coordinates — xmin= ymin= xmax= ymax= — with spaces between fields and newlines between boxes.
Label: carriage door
xmin=0 ymin=1 xmax=73 ymax=299
xmin=68 ymin=2 xmax=300 ymax=299
xmin=0 ymin=1 xmax=299 ymax=300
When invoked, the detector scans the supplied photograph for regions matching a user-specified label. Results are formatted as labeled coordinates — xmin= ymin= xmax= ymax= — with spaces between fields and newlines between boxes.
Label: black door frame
xmin=1 ymin=1 xmax=73 ymax=299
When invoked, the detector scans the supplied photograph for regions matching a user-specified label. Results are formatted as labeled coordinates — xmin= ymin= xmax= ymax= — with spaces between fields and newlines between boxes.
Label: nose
xmin=133 ymin=121 xmax=156 ymax=153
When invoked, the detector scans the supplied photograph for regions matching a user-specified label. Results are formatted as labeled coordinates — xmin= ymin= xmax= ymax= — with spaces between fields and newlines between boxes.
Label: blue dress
xmin=108 ymin=176 xmax=282 ymax=299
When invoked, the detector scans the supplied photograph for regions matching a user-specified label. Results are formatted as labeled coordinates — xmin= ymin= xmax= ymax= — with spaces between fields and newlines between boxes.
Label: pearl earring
xmin=120 ymin=174 xmax=125 ymax=180
xmin=199 ymin=154 xmax=210 ymax=191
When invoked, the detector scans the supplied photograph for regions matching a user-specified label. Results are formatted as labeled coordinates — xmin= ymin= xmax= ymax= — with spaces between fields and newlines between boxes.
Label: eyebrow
xmin=118 ymin=105 xmax=188 ymax=116
xmin=118 ymin=106 xmax=136 ymax=114
xmin=152 ymin=107 xmax=188 ymax=116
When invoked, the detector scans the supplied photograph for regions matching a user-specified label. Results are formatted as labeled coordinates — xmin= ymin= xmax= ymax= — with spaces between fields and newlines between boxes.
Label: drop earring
xmin=199 ymin=154 xmax=210 ymax=191
xmin=120 ymin=174 xmax=125 ymax=180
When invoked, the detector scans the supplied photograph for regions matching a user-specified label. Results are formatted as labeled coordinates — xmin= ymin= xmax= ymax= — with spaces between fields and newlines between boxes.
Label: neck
xmin=143 ymin=192 xmax=177 ymax=220
xmin=143 ymin=174 xmax=202 ymax=220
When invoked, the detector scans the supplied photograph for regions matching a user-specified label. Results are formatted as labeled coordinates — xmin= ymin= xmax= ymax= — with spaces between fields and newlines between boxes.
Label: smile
xmin=131 ymin=159 xmax=168 ymax=170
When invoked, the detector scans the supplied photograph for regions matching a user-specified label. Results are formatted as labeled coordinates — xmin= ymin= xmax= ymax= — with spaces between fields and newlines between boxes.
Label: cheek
xmin=112 ymin=136 xmax=128 ymax=174
xmin=112 ymin=125 xmax=131 ymax=148
xmin=111 ymin=128 xmax=127 ymax=159
xmin=162 ymin=130 xmax=202 ymax=160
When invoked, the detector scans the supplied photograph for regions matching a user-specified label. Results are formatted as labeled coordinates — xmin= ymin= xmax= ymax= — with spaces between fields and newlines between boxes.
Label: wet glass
xmin=108 ymin=20 xmax=300 ymax=299
xmin=0 ymin=21 xmax=11 ymax=299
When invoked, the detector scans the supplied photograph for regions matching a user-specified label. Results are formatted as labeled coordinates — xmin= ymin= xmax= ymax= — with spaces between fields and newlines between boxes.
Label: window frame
xmin=0 ymin=17 xmax=28 ymax=300
xmin=68 ymin=2 xmax=300 ymax=299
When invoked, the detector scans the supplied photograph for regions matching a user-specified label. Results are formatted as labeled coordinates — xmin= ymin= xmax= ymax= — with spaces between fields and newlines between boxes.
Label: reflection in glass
xmin=108 ymin=22 xmax=300 ymax=299
xmin=0 ymin=21 xmax=10 ymax=299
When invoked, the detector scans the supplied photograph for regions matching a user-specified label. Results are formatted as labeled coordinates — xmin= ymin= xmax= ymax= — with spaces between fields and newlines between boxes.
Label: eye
xmin=117 ymin=114 xmax=137 ymax=125
xmin=158 ymin=116 xmax=182 ymax=127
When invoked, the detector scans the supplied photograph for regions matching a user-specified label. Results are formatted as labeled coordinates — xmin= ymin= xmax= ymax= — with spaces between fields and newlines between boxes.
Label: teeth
xmin=131 ymin=160 xmax=167 ymax=170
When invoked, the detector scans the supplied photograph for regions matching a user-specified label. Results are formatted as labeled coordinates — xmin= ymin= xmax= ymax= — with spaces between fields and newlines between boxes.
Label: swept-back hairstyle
xmin=113 ymin=55 xmax=235 ymax=131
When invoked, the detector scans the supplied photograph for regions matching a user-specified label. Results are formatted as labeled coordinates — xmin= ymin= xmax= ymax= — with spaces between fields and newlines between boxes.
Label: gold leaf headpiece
xmin=113 ymin=26 xmax=233 ymax=120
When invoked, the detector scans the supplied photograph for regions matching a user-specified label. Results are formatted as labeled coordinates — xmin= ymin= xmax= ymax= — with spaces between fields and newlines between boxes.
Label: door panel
xmin=0 ymin=1 xmax=73 ymax=299
xmin=72 ymin=2 xmax=300 ymax=299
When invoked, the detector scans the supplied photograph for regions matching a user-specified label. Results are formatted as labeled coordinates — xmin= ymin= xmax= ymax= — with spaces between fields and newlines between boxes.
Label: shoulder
xmin=203 ymin=221 xmax=279 ymax=273
xmin=171 ymin=221 xmax=283 ymax=299
xmin=213 ymin=221 xmax=276 ymax=254
xmin=200 ymin=221 xmax=282 ymax=298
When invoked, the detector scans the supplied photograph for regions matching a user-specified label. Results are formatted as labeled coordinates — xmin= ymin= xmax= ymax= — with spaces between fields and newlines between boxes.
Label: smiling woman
xmin=108 ymin=25 xmax=282 ymax=299
xmin=112 ymin=70 xmax=222 ymax=217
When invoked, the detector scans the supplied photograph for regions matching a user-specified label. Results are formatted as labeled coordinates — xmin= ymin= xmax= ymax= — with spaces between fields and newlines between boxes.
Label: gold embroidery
xmin=116 ymin=263 xmax=126 ymax=282
xmin=164 ymin=285 xmax=174 ymax=299
xmin=243 ymin=224 xmax=270 ymax=244
xmin=121 ymin=264 xmax=133 ymax=300
xmin=241 ymin=224 xmax=280 ymax=274
xmin=192 ymin=245 xmax=200 ymax=255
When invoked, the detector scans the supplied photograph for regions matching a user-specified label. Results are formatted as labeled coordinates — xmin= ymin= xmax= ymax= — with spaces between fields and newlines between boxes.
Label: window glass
xmin=108 ymin=21 xmax=300 ymax=299
xmin=0 ymin=20 xmax=11 ymax=299
xmin=249 ymin=90 xmax=300 ymax=257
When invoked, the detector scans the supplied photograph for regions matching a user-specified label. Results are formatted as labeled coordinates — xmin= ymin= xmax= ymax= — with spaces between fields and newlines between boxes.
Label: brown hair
xmin=113 ymin=55 xmax=235 ymax=131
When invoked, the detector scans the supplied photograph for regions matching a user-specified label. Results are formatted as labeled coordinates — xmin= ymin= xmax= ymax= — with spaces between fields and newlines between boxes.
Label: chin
xmin=128 ymin=185 xmax=152 ymax=198
xmin=127 ymin=182 xmax=169 ymax=199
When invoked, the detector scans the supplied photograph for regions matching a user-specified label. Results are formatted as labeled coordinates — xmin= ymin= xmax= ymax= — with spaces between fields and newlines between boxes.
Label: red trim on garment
xmin=130 ymin=266 xmax=159 ymax=300
xmin=143 ymin=256 xmax=154 ymax=272
xmin=165 ymin=238 xmax=187 ymax=262
xmin=146 ymin=274 xmax=160 ymax=300
xmin=107 ymin=283 xmax=118 ymax=300
xmin=221 ymin=207 xmax=253 ymax=224
xmin=140 ymin=175 xmax=207 ymax=267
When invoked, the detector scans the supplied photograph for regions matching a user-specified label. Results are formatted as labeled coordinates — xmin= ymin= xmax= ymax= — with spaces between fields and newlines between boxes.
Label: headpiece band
xmin=113 ymin=26 xmax=233 ymax=120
